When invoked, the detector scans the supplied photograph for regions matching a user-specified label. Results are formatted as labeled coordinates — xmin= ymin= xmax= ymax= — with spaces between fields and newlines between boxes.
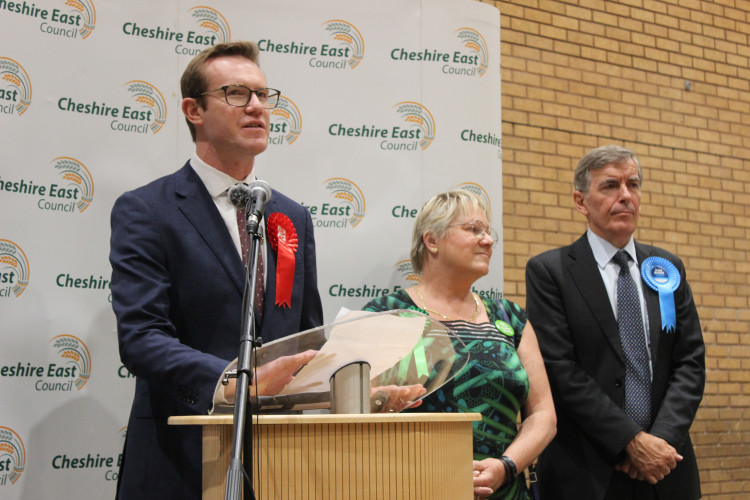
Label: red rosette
xmin=267 ymin=213 xmax=298 ymax=308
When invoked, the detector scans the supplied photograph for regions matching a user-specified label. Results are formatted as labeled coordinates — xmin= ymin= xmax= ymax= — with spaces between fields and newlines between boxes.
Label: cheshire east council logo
xmin=258 ymin=19 xmax=364 ymax=70
xmin=0 ymin=157 xmax=94 ymax=214
xmin=324 ymin=178 xmax=366 ymax=228
xmin=0 ymin=427 xmax=25 ymax=486
xmin=4 ymin=0 xmax=96 ymax=40
xmin=301 ymin=178 xmax=365 ymax=229
xmin=188 ymin=6 xmax=230 ymax=44
xmin=56 ymin=80 xmax=167 ymax=134
xmin=39 ymin=0 xmax=96 ymax=39
xmin=52 ymin=157 xmax=95 ymax=212
xmin=270 ymin=95 xmax=302 ymax=145
xmin=0 ymin=240 xmax=30 ymax=298
xmin=122 ymin=6 xmax=228 ymax=54
xmin=50 ymin=334 xmax=92 ymax=390
xmin=1 ymin=334 xmax=93 ymax=392
xmin=0 ymin=58 xmax=32 ymax=116
xmin=123 ymin=81 xmax=167 ymax=134
xmin=326 ymin=101 xmax=435 ymax=151
xmin=394 ymin=102 xmax=436 ymax=150
xmin=454 ymin=28 xmax=488 ymax=77
xmin=389 ymin=26 xmax=488 ymax=77
xmin=322 ymin=20 xmax=365 ymax=69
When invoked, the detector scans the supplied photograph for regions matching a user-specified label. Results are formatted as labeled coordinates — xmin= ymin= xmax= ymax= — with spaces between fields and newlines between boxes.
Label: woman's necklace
xmin=413 ymin=285 xmax=480 ymax=321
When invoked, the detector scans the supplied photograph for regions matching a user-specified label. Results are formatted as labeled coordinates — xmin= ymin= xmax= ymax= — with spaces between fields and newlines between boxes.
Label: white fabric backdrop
xmin=0 ymin=0 xmax=501 ymax=497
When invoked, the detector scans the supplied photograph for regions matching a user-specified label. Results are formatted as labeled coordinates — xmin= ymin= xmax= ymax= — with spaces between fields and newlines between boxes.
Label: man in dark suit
xmin=525 ymin=145 xmax=705 ymax=500
xmin=109 ymin=41 xmax=324 ymax=500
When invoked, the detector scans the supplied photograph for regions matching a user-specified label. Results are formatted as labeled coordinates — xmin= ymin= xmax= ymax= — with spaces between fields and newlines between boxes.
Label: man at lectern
xmin=363 ymin=190 xmax=557 ymax=500
xmin=109 ymin=41 xmax=323 ymax=500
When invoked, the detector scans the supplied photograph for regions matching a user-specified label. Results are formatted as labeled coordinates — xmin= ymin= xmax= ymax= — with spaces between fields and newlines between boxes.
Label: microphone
xmin=228 ymin=183 xmax=251 ymax=208
xmin=229 ymin=180 xmax=272 ymax=234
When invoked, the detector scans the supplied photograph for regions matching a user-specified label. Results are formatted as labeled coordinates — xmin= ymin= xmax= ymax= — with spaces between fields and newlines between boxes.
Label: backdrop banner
xmin=0 ymin=0 xmax=501 ymax=497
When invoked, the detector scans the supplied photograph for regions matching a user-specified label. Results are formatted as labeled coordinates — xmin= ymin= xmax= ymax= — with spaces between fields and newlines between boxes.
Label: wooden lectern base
xmin=170 ymin=413 xmax=480 ymax=500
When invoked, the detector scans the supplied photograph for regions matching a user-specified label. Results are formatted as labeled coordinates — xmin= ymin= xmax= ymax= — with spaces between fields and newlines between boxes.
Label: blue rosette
xmin=641 ymin=257 xmax=680 ymax=333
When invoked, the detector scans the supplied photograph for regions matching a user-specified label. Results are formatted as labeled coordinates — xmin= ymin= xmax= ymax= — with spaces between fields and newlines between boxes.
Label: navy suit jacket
xmin=525 ymin=234 xmax=705 ymax=500
xmin=110 ymin=162 xmax=323 ymax=500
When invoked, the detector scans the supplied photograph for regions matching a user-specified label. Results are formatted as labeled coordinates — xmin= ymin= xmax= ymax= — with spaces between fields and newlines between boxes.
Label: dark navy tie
xmin=613 ymin=250 xmax=652 ymax=428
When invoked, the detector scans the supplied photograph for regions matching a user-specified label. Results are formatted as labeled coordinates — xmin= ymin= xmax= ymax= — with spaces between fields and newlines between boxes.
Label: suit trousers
xmin=603 ymin=471 xmax=659 ymax=500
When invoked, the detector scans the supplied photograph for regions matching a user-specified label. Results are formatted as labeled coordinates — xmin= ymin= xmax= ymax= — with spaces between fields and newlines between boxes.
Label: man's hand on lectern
xmin=223 ymin=349 xmax=318 ymax=402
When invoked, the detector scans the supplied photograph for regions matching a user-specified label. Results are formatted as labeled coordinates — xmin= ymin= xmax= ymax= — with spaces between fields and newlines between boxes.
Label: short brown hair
xmin=180 ymin=41 xmax=261 ymax=141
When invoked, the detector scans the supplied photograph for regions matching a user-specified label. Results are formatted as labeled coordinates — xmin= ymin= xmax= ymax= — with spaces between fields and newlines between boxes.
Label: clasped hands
xmin=615 ymin=431 xmax=683 ymax=484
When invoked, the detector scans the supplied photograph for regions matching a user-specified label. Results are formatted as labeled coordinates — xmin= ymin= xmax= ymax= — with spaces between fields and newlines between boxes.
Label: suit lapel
xmin=258 ymin=193 xmax=304 ymax=341
xmin=567 ymin=235 xmax=626 ymax=362
xmin=635 ymin=242 xmax=661 ymax=363
xmin=173 ymin=164 xmax=246 ymax=294
xmin=258 ymin=194 xmax=289 ymax=338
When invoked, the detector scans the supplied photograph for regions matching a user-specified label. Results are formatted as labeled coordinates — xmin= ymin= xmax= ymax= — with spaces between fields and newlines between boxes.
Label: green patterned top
xmin=363 ymin=289 xmax=531 ymax=500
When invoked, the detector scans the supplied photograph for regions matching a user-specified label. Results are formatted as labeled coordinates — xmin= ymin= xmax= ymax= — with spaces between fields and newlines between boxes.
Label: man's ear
xmin=181 ymin=97 xmax=203 ymax=127
xmin=573 ymin=190 xmax=589 ymax=217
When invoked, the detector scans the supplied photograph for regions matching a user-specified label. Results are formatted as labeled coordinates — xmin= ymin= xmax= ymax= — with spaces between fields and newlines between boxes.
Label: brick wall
xmin=488 ymin=1 xmax=750 ymax=498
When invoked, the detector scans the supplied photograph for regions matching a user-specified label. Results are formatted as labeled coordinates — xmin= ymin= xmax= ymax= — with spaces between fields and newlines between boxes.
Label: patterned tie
xmin=613 ymin=250 xmax=652 ymax=429
xmin=236 ymin=204 xmax=264 ymax=324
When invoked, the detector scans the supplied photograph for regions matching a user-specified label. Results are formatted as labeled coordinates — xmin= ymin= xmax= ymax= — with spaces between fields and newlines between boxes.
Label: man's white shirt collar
xmin=587 ymin=229 xmax=637 ymax=269
xmin=189 ymin=153 xmax=256 ymax=198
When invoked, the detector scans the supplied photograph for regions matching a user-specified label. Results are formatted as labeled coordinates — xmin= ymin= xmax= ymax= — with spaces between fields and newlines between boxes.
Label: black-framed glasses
xmin=200 ymin=85 xmax=281 ymax=109
xmin=448 ymin=220 xmax=498 ymax=247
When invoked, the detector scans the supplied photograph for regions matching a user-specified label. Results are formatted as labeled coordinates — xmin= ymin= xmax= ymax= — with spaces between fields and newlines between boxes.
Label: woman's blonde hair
xmin=410 ymin=189 xmax=491 ymax=274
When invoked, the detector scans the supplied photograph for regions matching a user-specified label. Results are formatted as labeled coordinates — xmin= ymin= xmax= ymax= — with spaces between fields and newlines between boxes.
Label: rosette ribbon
xmin=640 ymin=256 xmax=680 ymax=333
xmin=267 ymin=213 xmax=298 ymax=308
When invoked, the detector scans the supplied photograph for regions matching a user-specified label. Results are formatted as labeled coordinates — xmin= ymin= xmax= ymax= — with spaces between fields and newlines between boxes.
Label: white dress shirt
xmin=189 ymin=153 xmax=266 ymax=285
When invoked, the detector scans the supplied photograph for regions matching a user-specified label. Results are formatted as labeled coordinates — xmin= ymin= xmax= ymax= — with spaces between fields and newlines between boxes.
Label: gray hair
xmin=574 ymin=145 xmax=643 ymax=193
xmin=410 ymin=190 xmax=491 ymax=274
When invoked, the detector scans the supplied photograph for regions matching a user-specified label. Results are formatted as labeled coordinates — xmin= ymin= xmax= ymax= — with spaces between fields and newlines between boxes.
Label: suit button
xmin=615 ymin=379 xmax=623 ymax=388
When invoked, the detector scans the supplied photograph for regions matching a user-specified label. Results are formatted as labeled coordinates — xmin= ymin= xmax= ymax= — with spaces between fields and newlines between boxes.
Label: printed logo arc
xmin=0 ymin=240 xmax=30 ymax=298
xmin=305 ymin=178 xmax=365 ymax=230
xmin=456 ymin=182 xmax=492 ymax=214
xmin=454 ymin=27 xmax=489 ymax=77
xmin=322 ymin=20 xmax=365 ymax=69
xmin=187 ymin=6 xmax=230 ymax=45
xmin=49 ymin=334 xmax=93 ymax=391
xmin=52 ymin=157 xmax=95 ymax=213
xmin=270 ymin=95 xmax=302 ymax=145
xmin=0 ymin=57 xmax=32 ymax=116
xmin=122 ymin=80 xmax=167 ymax=134
xmin=0 ymin=427 xmax=26 ymax=486
xmin=393 ymin=102 xmax=436 ymax=151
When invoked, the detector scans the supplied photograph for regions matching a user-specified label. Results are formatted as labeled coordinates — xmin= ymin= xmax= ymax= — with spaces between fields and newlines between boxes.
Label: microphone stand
xmin=224 ymin=206 xmax=264 ymax=500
